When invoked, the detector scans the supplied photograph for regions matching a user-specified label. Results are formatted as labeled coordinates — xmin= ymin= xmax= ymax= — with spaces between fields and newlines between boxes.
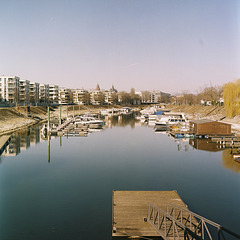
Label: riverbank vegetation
xmin=223 ymin=79 xmax=240 ymax=117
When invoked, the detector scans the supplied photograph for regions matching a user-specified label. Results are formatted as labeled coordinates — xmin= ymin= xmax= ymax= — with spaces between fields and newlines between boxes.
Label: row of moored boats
xmin=139 ymin=107 xmax=189 ymax=132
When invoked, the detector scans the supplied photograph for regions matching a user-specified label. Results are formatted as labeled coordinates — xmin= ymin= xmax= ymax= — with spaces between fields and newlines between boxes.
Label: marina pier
xmin=112 ymin=191 xmax=189 ymax=238
xmin=112 ymin=191 xmax=240 ymax=240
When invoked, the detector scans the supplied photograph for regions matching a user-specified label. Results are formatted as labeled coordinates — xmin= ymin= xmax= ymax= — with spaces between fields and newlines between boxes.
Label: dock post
xmin=73 ymin=105 xmax=75 ymax=117
xmin=48 ymin=135 xmax=50 ymax=163
xmin=79 ymin=104 xmax=80 ymax=115
xmin=47 ymin=106 xmax=50 ymax=134
xmin=59 ymin=104 xmax=62 ymax=125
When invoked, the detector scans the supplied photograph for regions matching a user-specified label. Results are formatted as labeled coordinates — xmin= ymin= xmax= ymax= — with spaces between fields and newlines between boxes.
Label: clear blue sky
xmin=0 ymin=0 xmax=239 ymax=94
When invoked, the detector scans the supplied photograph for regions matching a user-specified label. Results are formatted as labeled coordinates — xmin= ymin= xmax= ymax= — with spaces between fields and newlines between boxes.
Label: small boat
xmin=120 ymin=107 xmax=132 ymax=115
xmin=75 ymin=116 xmax=104 ymax=125
xmin=100 ymin=109 xmax=120 ymax=116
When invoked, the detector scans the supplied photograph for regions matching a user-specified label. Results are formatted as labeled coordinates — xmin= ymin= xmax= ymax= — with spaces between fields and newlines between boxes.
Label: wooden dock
xmin=210 ymin=136 xmax=240 ymax=147
xmin=112 ymin=190 xmax=188 ymax=238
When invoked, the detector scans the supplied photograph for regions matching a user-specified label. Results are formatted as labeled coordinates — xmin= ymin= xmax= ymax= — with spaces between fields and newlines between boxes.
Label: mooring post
xmin=48 ymin=106 xmax=50 ymax=133
xmin=79 ymin=104 xmax=80 ymax=115
xmin=59 ymin=104 xmax=62 ymax=125
xmin=73 ymin=105 xmax=75 ymax=117
xmin=48 ymin=134 xmax=50 ymax=163
xmin=66 ymin=105 xmax=68 ymax=119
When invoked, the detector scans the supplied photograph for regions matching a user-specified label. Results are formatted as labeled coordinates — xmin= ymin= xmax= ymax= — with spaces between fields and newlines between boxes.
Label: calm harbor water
xmin=0 ymin=115 xmax=240 ymax=240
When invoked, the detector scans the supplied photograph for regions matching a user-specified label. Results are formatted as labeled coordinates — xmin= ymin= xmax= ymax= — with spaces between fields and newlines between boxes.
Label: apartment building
xmin=39 ymin=84 xmax=49 ymax=104
xmin=49 ymin=85 xmax=59 ymax=104
xmin=29 ymin=82 xmax=40 ymax=104
xmin=90 ymin=84 xmax=105 ymax=105
xmin=0 ymin=75 xmax=20 ymax=103
xmin=151 ymin=91 xmax=162 ymax=103
xmin=104 ymin=85 xmax=118 ymax=104
xmin=19 ymin=79 xmax=30 ymax=105
xmin=59 ymin=88 xmax=73 ymax=104
xmin=73 ymin=89 xmax=90 ymax=105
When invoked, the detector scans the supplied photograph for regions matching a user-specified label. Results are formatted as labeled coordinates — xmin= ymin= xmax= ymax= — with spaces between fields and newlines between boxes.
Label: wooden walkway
xmin=112 ymin=190 xmax=188 ymax=238
xmin=210 ymin=136 xmax=240 ymax=147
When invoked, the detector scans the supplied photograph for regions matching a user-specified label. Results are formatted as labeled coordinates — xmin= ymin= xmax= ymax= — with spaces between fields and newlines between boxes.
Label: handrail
xmin=167 ymin=203 xmax=240 ymax=240
xmin=147 ymin=203 xmax=202 ymax=240
xmin=148 ymin=203 xmax=240 ymax=240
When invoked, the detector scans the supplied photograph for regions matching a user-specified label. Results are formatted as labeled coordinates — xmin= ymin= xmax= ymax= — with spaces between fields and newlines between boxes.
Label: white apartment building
xmin=0 ymin=75 xmax=20 ymax=103
xmin=29 ymin=82 xmax=40 ymax=104
xmin=19 ymin=79 xmax=30 ymax=105
xmin=104 ymin=85 xmax=118 ymax=104
xmin=73 ymin=89 xmax=89 ymax=105
xmin=59 ymin=88 xmax=72 ymax=104
xmin=49 ymin=85 xmax=59 ymax=104
xmin=90 ymin=84 xmax=105 ymax=105
xmin=39 ymin=84 xmax=49 ymax=104
xmin=151 ymin=91 xmax=162 ymax=103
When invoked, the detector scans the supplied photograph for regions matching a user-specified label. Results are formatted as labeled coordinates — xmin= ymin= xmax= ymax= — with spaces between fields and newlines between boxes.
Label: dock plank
xmin=112 ymin=190 xmax=188 ymax=238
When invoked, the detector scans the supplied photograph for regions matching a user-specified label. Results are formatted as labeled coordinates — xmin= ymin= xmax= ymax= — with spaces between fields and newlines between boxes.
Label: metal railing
xmin=147 ymin=203 xmax=240 ymax=240
xmin=167 ymin=203 xmax=240 ymax=240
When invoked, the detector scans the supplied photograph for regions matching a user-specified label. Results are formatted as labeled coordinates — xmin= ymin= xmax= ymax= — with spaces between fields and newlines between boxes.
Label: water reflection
xmin=0 ymin=125 xmax=57 ymax=159
xmin=222 ymin=149 xmax=240 ymax=173
xmin=189 ymin=139 xmax=223 ymax=152
xmin=0 ymin=115 xmax=240 ymax=239
xmin=104 ymin=114 xmax=139 ymax=128
xmin=1 ymin=126 xmax=41 ymax=157
xmin=1 ymin=116 xmax=240 ymax=173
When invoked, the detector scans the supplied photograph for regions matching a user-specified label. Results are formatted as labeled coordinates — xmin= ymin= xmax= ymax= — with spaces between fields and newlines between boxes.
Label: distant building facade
xmin=49 ymin=85 xmax=59 ymax=104
xmin=0 ymin=76 xmax=20 ymax=104
xmin=29 ymin=81 xmax=39 ymax=104
xmin=1 ymin=75 xmax=173 ymax=106
xmin=90 ymin=84 xmax=105 ymax=105
xmin=59 ymin=88 xmax=73 ymax=104
xmin=39 ymin=84 xmax=49 ymax=104
xmin=73 ymin=89 xmax=90 ymax=105
xmin=104 ymin=85 xmax=118 ymax=104
xmin=19 ymin=79 xmax=30 ymax=105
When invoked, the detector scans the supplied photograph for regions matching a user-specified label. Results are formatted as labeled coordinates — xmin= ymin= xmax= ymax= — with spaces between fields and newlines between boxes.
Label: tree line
xmin=175 ymin=79 xmax=240 ymax=118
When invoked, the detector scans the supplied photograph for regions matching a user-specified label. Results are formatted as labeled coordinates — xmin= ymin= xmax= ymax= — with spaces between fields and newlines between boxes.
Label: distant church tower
xmin=96 ymin=84 xmax=100 ymax=90
xmin=110 ymin=85 xmax=117 ymax=93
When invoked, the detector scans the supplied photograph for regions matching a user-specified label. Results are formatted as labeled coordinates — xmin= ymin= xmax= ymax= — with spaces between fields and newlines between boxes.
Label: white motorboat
xmin=75 ymin=116 xmax=104 ymax=125
xmin=155 ymin=112 xmax=189 ymax=129
xmin=100 ymin=109 xmax=120 ymax=116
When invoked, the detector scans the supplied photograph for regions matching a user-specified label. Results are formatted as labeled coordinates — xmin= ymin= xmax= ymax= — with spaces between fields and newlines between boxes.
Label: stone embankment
xmin=0 ymin=108 xmax=37 ymax=136
xmin=0 ymin=105 xmax=240 ymax=136
xmin=0 ymin=105 xmax=113 ymax=136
